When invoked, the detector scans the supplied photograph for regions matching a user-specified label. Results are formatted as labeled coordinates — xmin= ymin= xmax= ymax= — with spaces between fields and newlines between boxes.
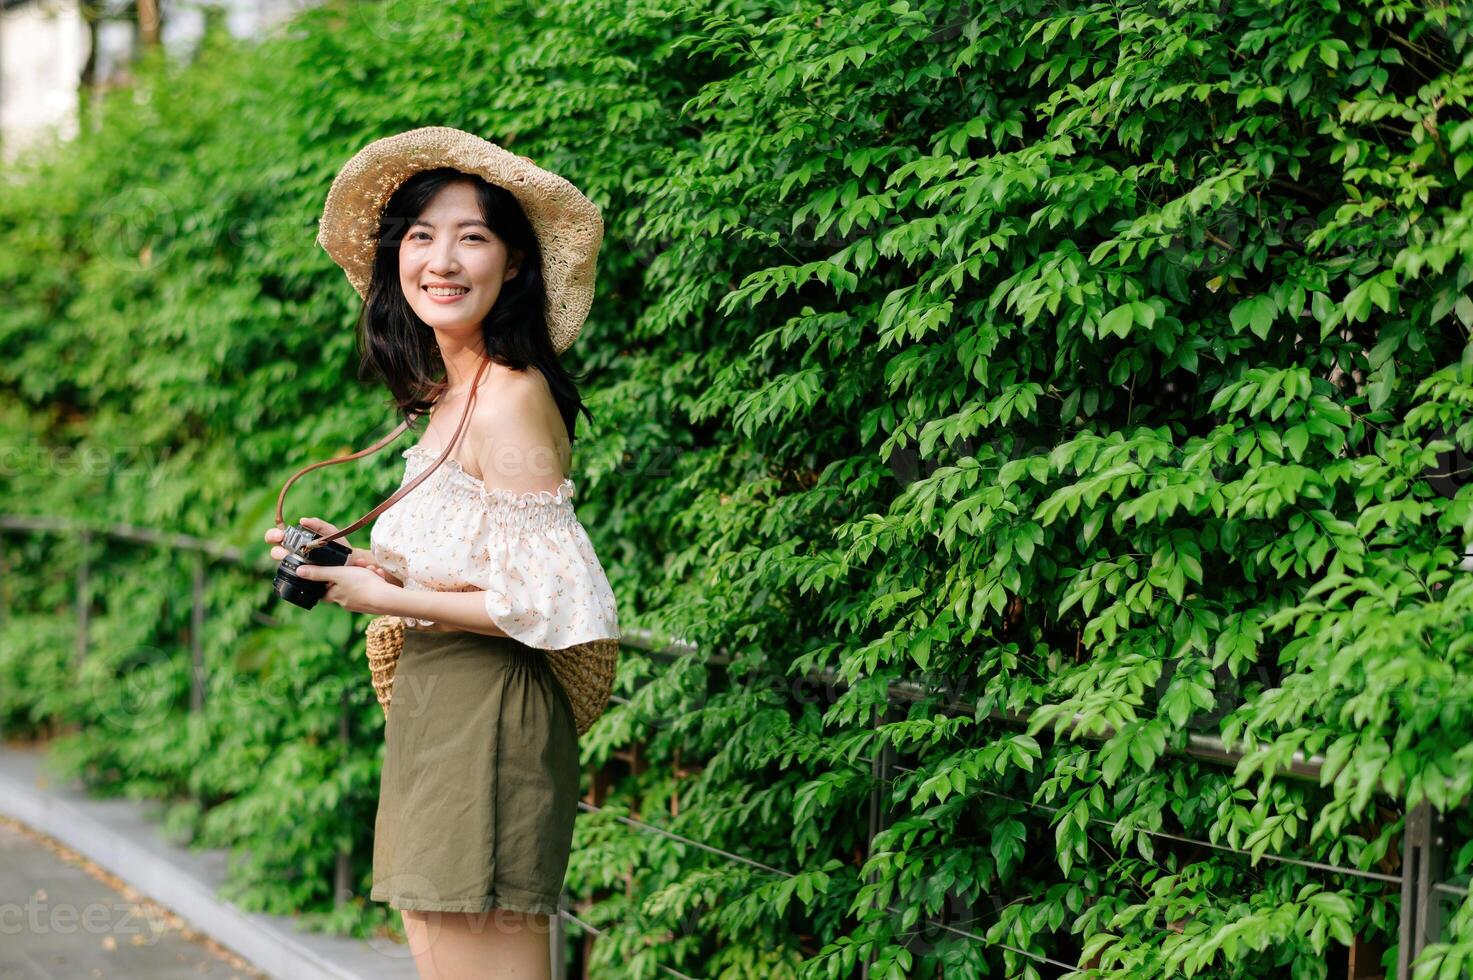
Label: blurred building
xmin=0 ymin=0 xmax=318 ymax=169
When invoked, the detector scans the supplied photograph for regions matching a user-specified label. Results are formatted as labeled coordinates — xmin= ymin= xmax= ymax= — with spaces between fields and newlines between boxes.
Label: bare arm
xmin=394 ymin=589 xmax=510 ymax=637
xmin=352 ymin=546 xmax=404 ymax=587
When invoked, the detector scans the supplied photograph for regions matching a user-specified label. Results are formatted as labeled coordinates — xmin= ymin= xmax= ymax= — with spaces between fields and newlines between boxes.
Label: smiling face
xmin=398 ymin=180 xmax=522 ymax=338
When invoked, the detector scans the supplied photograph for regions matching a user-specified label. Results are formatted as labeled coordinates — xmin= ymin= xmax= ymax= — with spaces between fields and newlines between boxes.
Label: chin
xmin=420 ymin=307 xmax=491 ymax=331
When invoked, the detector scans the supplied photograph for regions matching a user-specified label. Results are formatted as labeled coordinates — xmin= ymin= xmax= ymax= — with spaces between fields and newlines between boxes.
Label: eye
xmin=465 ymin=234 xmax=486 ymax=242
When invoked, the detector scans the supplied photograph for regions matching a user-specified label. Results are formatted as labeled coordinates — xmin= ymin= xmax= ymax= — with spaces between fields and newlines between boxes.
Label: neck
xmin=438 ymin=343 xmax=490 ymax=396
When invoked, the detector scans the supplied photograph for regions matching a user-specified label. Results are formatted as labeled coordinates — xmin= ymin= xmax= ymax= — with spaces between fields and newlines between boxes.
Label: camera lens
xmin=271 ymin=525 xmax=352 ymax=610
xmin=274 ymin=552 xmax=327 ymax=609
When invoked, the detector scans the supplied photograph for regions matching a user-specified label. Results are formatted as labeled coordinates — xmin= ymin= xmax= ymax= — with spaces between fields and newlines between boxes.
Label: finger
xmin=265 ymin=528 xmax=282 ymax=543
xmin=270 ymin=546 xmax=286 ymax=561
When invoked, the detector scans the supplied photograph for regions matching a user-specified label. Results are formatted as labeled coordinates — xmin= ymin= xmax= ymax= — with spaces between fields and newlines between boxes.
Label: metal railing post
xmin=1397 ymin=801 xmax=1446 ymax=978
xmin=189 ymin=551 xmax=205 ymax=713
xmin=0 ymin=533 xmax=10 ymax=626
xmin=861 ymin=703 xmax=898 ymax=979
xmin=74 ymin=528 xmax=91 ymax=672
xmin=550 ymin=897 xmax=567 ymax=980
xmin=335 ymin=685 xmax=353 ymax=908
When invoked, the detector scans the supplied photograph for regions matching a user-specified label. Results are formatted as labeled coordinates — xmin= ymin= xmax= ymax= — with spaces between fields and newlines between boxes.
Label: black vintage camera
xmin=272 ymin=525 xmax=352 ymax=609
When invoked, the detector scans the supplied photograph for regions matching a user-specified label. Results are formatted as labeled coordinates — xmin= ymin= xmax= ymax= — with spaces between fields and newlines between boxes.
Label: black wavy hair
xmin=354 ymin=166 xmax=592 ymax=446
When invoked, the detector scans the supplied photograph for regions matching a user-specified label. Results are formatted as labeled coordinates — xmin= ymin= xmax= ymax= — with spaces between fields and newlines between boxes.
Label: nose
xmin=427 ymin=234 xmax=462 ymax=276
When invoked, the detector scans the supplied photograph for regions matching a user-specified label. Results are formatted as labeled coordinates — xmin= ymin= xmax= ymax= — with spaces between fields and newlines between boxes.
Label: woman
xmin=264 ymin=128 xmax=620 ymax=979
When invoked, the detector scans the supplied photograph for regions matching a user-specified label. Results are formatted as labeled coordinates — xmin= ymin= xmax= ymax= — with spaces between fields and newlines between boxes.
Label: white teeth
xmin=427 ymin=286 xmax=469 ymax=296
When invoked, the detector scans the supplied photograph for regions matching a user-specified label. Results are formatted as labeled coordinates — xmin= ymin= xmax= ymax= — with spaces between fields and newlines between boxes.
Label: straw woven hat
xmin=315 ymin=125 xmax=604 ymax=353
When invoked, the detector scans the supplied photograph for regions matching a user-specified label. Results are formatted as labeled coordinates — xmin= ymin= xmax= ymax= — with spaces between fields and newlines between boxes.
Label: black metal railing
xmin=1 ymin=513 xmax=1465 ymax=979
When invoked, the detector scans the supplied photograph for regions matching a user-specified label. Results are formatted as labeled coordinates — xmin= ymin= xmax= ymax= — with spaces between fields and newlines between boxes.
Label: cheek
xmin=399 ymin=255 xmax=429 ymax=305
xmin=470 ymin=252 xmax=510 ymax=289
xmin=399 ymin=248 xmax=421 ymax=280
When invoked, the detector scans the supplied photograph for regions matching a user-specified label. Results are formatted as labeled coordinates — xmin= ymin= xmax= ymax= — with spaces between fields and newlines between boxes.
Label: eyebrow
xmin=409 ymin=218 xmax=490 ymax=229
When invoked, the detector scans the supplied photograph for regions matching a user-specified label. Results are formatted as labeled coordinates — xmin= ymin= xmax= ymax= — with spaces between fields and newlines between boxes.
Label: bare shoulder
xmin=484 ymin=364 xmax=560 ymax=425
xmin=466 ymin=365 xmax=570 ymax=491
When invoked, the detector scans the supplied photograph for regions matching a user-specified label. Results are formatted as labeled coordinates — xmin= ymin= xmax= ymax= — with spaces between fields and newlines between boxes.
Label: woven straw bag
xmin=364 ymin=614 xmax=618 ymax=737
xmin=364 ymin=615 xmax=405 ymax=720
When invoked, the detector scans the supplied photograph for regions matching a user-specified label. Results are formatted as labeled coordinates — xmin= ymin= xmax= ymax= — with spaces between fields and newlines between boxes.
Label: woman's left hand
xmin=295 ymin=563 xmax=400 ymax=615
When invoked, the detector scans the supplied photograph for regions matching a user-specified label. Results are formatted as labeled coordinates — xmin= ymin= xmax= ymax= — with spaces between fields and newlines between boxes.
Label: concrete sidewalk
xmin=0 ymin=743 xmax=419 ymax=980
xmin=0 ymin=818 xmax=253 ymax=978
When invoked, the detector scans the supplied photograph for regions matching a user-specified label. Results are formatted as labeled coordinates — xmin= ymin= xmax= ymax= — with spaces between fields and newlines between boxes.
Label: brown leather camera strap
xmin=274 ymin=355 xmax=491 ymax=554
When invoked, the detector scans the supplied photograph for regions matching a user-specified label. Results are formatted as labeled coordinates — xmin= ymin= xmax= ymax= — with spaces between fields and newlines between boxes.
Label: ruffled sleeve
xmin=470 ymin=479 xmax=621 ymax=650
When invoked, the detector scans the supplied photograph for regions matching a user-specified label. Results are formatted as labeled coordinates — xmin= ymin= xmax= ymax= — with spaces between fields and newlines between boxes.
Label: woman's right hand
xmin=264 ymin=517 xmax=404 ymax=587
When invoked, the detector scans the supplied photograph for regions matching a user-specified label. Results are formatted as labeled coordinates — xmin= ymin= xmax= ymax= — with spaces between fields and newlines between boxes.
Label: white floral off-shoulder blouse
xmin=370 ymin=444 xmax=621 ymax=649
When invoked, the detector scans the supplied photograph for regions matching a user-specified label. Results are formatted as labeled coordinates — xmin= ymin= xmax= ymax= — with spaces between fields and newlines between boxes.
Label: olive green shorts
xmin=370 ymin=628 xmax=580 ymax=916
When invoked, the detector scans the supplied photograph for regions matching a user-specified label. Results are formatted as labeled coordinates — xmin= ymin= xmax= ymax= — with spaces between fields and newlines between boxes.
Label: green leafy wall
xmin=1 ymin=0 xmax=1471 ymax=976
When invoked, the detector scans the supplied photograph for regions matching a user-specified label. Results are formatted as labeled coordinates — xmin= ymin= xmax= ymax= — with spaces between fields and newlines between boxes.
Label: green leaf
xmin=1100 ymin=304 xmax=1135 ymax=338
xmin=1229 ymin=294 xmax=1278 ymax=339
